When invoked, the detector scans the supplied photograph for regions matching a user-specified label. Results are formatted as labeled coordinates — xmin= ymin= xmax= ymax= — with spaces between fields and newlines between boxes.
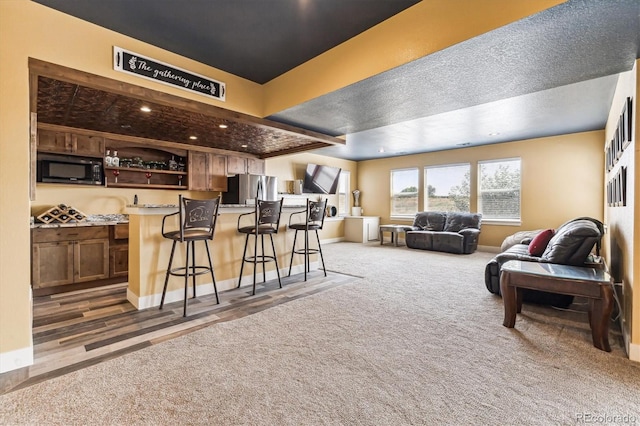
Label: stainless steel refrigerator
xmin=222 ymin=174 xmax=278 ymax=204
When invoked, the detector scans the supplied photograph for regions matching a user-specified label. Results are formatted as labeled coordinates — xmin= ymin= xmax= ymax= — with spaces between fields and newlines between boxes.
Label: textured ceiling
xmin=35 ymin=75 xmax=344 ymax=158
xmin=31 ymin=0 xmax=640 ymax=161
xmin=271 ymin=0 xmax=640 ymax=159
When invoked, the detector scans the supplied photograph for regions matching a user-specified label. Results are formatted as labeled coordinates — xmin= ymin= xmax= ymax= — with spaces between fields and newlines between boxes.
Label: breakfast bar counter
xmin=124 ymin=203 xmax=338 ymax=310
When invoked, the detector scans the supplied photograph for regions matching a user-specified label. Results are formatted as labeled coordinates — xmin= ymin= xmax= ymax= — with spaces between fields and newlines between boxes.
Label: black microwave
xmin=37 ymin=153 xmax=104 ymax=185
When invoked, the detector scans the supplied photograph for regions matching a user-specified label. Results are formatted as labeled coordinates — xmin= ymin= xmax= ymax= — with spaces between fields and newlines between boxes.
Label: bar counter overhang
xmin=125 ymin=203 xmax=337 ymax=309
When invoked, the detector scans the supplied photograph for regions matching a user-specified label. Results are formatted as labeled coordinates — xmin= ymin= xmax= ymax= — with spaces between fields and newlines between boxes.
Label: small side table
xmin=500 ymin=260 xmax=614 ymax=352
xmin=379 ymin=224 xmax=410 ymax=246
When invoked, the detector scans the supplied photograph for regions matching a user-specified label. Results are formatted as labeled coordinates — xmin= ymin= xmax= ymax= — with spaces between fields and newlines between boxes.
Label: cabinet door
xmin=37 ymin=129 xmax=71 ymax=153
xmin=74 ymin=239 xmax=109 ymax=282
xmin=365 ymin=217 xmax=380 ymax=241
xmin=188 ymin=151 xmax=209 ymax=191
xmin=247 ymin=158 xmax=265 ymax=175
xmin=209 ymin=154 xmax=228 ymax=191
xmin=32 ymin=241 xmax=74 ymax=288
xmin=227 ymin=155 xmax=247 ymax=175
xmin=73 ymin=134 xmax=104 ymax=157
xmin=109 ymin=245 xmax=129 ymax=278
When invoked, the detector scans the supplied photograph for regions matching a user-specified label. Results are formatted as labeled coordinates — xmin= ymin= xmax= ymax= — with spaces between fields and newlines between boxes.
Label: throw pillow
xmin=528 ymin=229 xmax=555 ymax=256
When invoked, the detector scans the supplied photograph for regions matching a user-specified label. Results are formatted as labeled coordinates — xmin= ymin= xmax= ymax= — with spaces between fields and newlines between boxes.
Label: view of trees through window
xmin=391 ymin=168 xmax=419 ymax=216
xmin=391 ymin=160 xmax=521 ymax=219
xmin=425 ymin=164 xmax=470 ymax=212
xmin=478 ymin=159 xmax=521 ymax=220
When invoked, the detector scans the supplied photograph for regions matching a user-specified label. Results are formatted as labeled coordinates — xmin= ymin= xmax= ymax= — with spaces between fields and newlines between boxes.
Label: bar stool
xmin=160 ymin=195 xmax=221 ymax=317
xmin=288 ymin=198 xmax=327 ymax=281
xmin=237 ymin=198 xmax=284 ymax=295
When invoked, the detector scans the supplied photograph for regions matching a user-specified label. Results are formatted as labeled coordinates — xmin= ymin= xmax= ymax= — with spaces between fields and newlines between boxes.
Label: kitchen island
xmin=125 ymin=203 xmax=343 ymax=310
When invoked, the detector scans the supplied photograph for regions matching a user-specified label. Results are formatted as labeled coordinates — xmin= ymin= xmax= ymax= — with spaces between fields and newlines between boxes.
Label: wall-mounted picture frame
xmin=622 ymin=97 xmax=633 ymax=150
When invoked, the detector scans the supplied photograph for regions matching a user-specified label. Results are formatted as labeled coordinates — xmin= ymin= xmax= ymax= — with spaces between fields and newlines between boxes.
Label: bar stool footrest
xmin=168 ymin=265 xmax=213 ymax=278
xmin=243 ymin=255 xmax=277 ymax=263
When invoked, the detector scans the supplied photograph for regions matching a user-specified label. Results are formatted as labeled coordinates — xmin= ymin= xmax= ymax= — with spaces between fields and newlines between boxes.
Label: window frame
xmin=423 ymin=163 xmax=471 ymax=213
xmin=390 ymin=167 xmax=419 ymax=219
xmin=477 ymin=157 xmax=522 ymax=225
xmin=337 ymin=170 xmax=350 ymax=217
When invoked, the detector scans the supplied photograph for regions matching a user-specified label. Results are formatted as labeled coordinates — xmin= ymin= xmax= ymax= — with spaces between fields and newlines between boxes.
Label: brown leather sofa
xmin=405 ymin=211 xmax=482 ymax=254
xmin=484 ymin=217 xmax=604 ymax=307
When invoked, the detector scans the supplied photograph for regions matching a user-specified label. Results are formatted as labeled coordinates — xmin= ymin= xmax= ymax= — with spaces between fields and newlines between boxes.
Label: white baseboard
xmin=628 ymin=342 xmax=640 ymax=363
xmin=478 ymin=245 xmax=501 ymax=253
xmin=0 ymin=345 xmax=34 ymax=374
xmin=321 ymin=237 xmax=344 ymax=244
xmin=127 ymin=262 xmax=318 ymax=310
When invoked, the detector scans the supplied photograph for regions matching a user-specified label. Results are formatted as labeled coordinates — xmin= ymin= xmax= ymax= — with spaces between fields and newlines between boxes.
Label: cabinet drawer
xmin=112 ymin=223 xmax=129 ymax=240
xmin=32 ymin=226 xmax=109 ymax=243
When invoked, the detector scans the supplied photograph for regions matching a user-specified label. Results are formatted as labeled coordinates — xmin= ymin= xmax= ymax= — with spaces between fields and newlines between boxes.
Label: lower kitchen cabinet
xmin=32 ymin=224 xmax=127 ymax=292
xmin=109 ymin=223 xmax=129 ymax=278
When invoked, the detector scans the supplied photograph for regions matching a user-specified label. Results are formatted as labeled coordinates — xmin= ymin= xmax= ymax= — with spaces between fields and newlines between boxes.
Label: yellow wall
xmin=0 ymin=0 xmax=630 ymax=373
xmin=357 ymin=131 xmax=604 ymax=248
xmin=0 ymin=0 xmax=260 ymax=370
xmin=603 ymin=61 xmax=638 ymax=360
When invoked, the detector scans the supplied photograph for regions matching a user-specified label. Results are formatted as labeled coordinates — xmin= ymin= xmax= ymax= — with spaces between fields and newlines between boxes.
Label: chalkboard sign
xmin=113 ymin=46 xmax=225 ymax=101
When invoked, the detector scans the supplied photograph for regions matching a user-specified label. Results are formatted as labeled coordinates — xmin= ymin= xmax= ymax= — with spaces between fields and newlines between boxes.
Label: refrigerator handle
xmin=256 ymin=177 xmax=263 ymax=199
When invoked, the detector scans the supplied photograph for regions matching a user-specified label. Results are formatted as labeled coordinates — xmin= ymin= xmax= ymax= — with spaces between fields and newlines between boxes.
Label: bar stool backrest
xmin=307 ymin=198 xmax=327 ymax=229
xmin=180 ymin=195 xmax=221 ymax=241
xmin=255 ymin=198 xmax=283 ymax=233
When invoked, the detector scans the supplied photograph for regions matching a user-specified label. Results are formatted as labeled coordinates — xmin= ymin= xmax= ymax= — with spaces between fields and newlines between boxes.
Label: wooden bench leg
xmin=589 ymin=285 xmax=613 ymax=352
xmin=500 ymin=272 xmax=517 ymax=328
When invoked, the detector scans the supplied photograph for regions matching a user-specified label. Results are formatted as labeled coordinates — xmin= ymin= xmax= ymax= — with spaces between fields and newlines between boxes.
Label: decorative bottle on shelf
xmin=112 ymin=150 xmax=120 ymax=167
xmin=105 ymin=150 xmax=113 ymax=167
xmin=168 ymin=155 xmax=178 ymax=171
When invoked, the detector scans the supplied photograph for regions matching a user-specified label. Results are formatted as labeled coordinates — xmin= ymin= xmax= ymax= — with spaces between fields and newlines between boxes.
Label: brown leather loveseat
xmin=484 ymin=217 xmax=604 ymax=307
xmin=405 ymin=211 xmax=482 ymax=254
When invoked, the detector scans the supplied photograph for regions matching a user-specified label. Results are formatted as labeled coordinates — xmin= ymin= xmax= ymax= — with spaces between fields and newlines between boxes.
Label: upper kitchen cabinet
xmin=37 ymin=127 xmax=104 ymax=157
xmin=247 ymin=158 xmax=265 ymax=175
xmin=188 ymin=151 xmax=227 ymax=192
xmin=227 ymin=155 xmax=247 ymax=175
xmin=227 ymin=155 xmax=265 ymax=175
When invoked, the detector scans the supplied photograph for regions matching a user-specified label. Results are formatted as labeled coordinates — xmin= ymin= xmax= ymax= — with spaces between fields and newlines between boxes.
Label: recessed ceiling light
xmin=140 ymin=106 xmax=152 ymax=113
xmin=219 ymin=124 xmax=228 ymax=129
xmin=241 ymin=144 xmax=248 ymax=148
xmin=378 ymin=147 xmax=385 ymax=153
xmin=488 ymin=131 xmax=500 ymax=136
xmin=189 ymin=136 xmax=197 ymax=140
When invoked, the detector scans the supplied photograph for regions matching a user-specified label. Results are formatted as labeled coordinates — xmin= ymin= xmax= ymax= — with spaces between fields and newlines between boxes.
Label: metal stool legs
xmin=159 ymin=239 xmax=218 ymax=317
xmin=238 ymin=232 xmax=282 ymax=296
xmin=288 ymin=228 xmax=326 ymax=281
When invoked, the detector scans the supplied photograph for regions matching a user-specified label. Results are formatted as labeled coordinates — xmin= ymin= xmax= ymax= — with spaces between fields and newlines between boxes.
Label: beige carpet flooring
xmin=1 ymin=242 xmax=639 ymax=425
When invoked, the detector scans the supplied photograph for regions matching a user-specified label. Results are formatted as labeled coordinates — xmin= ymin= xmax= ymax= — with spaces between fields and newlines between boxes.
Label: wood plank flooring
xmin=1 ymin=270 xmax=357 ymax=394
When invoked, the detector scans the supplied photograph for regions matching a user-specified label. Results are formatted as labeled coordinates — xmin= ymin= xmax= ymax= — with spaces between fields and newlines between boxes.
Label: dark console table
xmin=500 ymin=260 xmax=614 ymax=352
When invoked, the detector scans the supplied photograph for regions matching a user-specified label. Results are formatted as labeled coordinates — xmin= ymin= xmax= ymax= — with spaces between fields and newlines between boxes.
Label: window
xmin=337 ymin=170 xmax=350 ymax=216
xmin=391 ymin=168 xmax=419 ymax=217
xmin=478 ymin=158 xmax=521 ymax=221
xmin=424 ymin=164 xmax=470 ymax=212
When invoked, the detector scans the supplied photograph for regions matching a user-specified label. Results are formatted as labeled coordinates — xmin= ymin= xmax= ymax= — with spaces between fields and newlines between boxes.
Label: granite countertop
xmin=32 ymin=214 xmax=129 ymax=228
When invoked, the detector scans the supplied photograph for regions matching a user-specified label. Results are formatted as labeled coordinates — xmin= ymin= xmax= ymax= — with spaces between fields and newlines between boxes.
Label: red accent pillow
xmin=528 ymin=229 xmax=555 ymax=256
